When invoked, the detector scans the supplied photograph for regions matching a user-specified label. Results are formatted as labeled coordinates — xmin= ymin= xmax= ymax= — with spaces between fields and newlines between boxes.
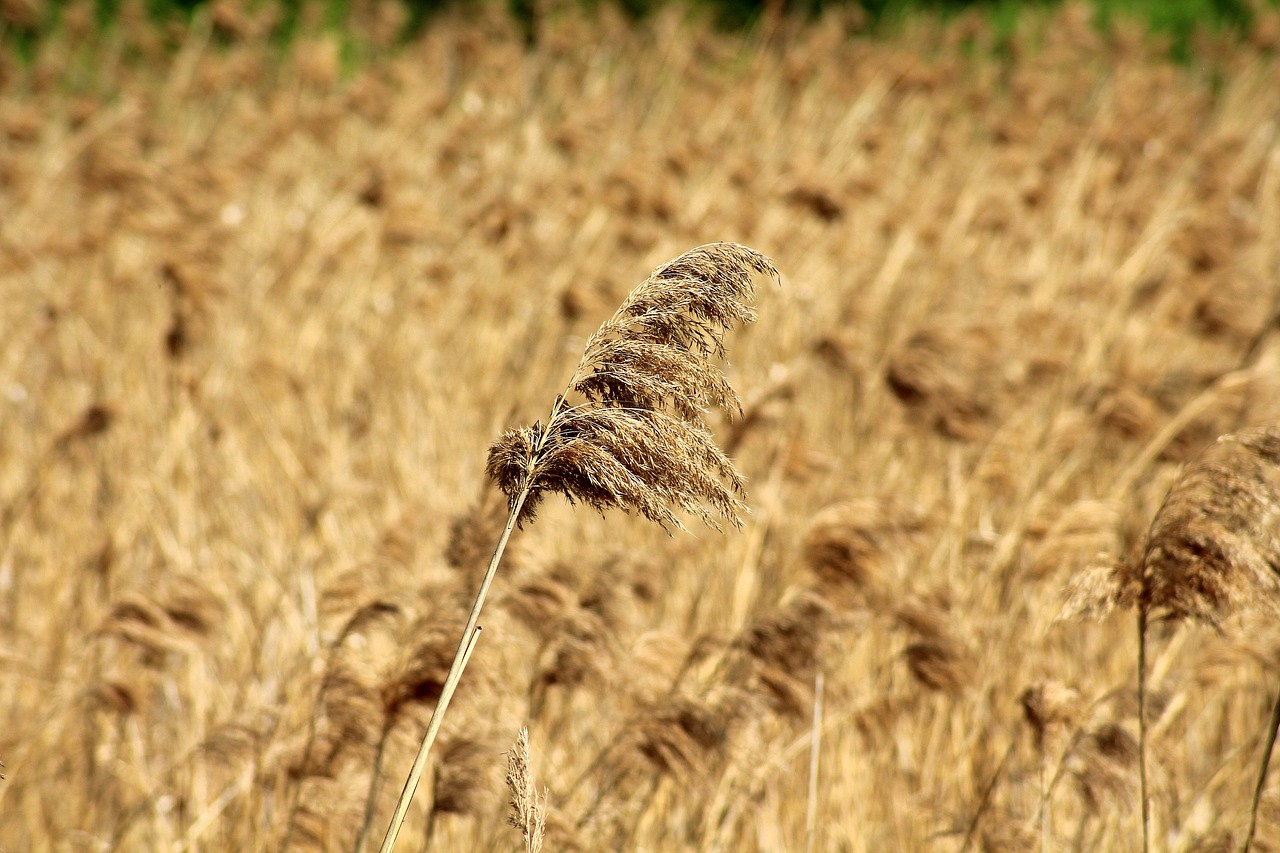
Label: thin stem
xmin=1138 ymin=607 xmax=1150 ymax=853
xmin=960 ymin=739 xmax=1016 ymax=853
xmin=1242 ymin=685 xmax=1280 ymax=853
xmin=352 ymin=723 xmax=393 ymax=853
xmin=279 ymin=682 xmax=325 ymax=853
xmin=1035 ymin=726 xmax=1089 ymax=828
xmin=378 ymin=487 xmax=529 ymax=853
xmin=805 ymin=671 xmax=824 ymax=853
xmin=1041 ymin=740 xmax=1051 ymax=853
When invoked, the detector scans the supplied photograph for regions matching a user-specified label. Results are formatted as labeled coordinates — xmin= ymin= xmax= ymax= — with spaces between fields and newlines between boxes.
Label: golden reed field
xmin=4 ymin=2 xmax=1280 ymax=850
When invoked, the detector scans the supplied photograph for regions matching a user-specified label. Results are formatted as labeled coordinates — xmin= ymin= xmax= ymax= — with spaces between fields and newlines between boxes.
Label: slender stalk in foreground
xmin=353 ymin=723 xmax=391 ymax=852
xmin=805 ymin=671 xmax=824 ymax=853
xmin=377 ymin=242 xmax=778 ymax=853
xmin=1242 ymin=687 xmax=1280 ymax=853
xmin=376 ymin=503 xmax=514 ymax=853
xmin=1137 ymin=607 xmax=1150 ymax=853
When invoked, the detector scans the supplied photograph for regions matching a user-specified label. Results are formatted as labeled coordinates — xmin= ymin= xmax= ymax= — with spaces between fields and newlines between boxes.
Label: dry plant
xmin=378 ymin=242 xmax=777 ymax=851
xmin=1076 ymin=427 xmax=1280 ymax=852
xmin=1021 ymin=680 xmax=1084 ymax=850
xmin=1139 ymin=427 xmax=1280 ymax=853
xmin=506 ymin=726 xmax=548 ymax=853
xmin=801 ymin=498 xmax=931 ymax=610
xmin=1020 ymin=681 xmax=1139 ymax=849
xmin=9 ymin=7 xmax=1280 ymax=851
xmin=894 ymin=592 xmax=977 ymax=695
xmin=885 ymin=323 xmax=1001 ymax=441
xmin=805 ymin=671 xmax=824 ymax=853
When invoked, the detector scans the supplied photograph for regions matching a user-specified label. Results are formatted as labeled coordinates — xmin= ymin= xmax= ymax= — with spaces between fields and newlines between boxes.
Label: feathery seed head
xmin=1061 ymin=426 xmax=1280 ymax=626
xmin=506 ymin=727 xmax=547 ymax=853
xmin=486 ymin=243 xmax=778 ymax=530
xmin=1141 ymin=425 xmax=1280 ymax=623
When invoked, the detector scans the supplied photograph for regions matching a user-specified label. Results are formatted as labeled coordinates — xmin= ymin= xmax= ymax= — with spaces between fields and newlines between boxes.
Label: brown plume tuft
xmin=894 ymin=590 xmax=957 ymax=645
xmin=380 ymin=616 xmax=468 ymax=719
xmin=1057 ymin=555 xmax=1142 ymax=623
xmin=802 ymin=499 xmax=930 ymax=606
xmin=1068 ymin=722 xmax=1139 ymax=814
xmin=445 ymin=489 xmax=519 ymax=577
xmin=740 ymin=587 xmax=832 ymax=674
xmin=736 ymin=588 xmax=833 ymax=716
xmin=57 ymin=402 xmax=115 ymax=447
xmin=90 ymin=677 xmax=141 ymax=715
xmin=894 ymin=591 xmax=977 ymax=693
xmin=503 ymin=575 xmax=579 ymax=636
xmin=1141 ymin=425 xmax=1280 ymax=624
xmin=533 ymin=607 xmax=619 ymax=697
xmin=885 ymin=324 xmax=999 ymax=441
xmin=903 ymin=639 xmax=976 ymax=694
xmin=199 ymin=720 xmax=270 ymax=769
xmin=620 ymin=687 xmax=752 ymax=780
xmin=95 ymin=574 xmax=224 ymax=661
xmin=1020 ymin=680 xmax=1084 ymax=749
xmin=486 ymin=243 xmax=778 ymax=531
xmin=431 ymin=737 xmax=495 ymax=817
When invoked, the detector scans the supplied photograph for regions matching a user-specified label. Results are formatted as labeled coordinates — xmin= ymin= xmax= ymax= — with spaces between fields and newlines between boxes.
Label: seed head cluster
xmin=486 ymin=243 xmax=778 ymax=531
xmin=1142 ymin=426 xmax=1280 ymax=623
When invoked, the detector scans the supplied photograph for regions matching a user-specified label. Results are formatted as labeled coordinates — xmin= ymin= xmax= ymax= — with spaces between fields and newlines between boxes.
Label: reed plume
xmin=1140 ymin=426 xmax=1280 ymax=624
xmin=488 ymin=242 xmax=778 ymax=531
xmin=506 ymin=727 xmax=547 ymax=853
xmin=378 ymin=242 xmax=777 ymax=852
xmin=1142 ymin=426 xmax=1280 ymax=853
xmin=1109 ymin=425 xmax=1280 ymax=853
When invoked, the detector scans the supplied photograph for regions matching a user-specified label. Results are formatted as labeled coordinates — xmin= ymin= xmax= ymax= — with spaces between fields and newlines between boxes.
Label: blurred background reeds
xmin=3 ymin=0 xmax=1280 ymax=849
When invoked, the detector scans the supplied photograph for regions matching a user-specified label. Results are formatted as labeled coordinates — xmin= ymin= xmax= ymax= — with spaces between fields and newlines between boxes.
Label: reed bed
xmin=3 ymin=1 xmax=1280 ymax=850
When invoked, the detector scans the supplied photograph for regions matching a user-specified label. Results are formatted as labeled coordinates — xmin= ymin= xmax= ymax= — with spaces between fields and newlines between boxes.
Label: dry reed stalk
xmin=958 ymin=740 xmax=1018 ymax=853
xmin=506 ymin=727 xmax=547 ymax=853
xmin=377 ymin=243 xmax=776 ymax=852
xmin=804 ymin=671 xmax=823 ymax=853
xmin=1069 ymin=426 xmax=1280 ymax=852
xmin=1245 ymin=696 xmax=1280 ymax=853
xmin=1141 ymin=426 xmax=1280 ymax=853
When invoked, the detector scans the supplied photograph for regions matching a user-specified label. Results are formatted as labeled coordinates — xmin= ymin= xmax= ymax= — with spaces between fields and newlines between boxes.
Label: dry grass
xmin=4 ymin=1 xmax=1280 ymax=851
xmin=506 ymin=727 xmax=547 ymax=853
